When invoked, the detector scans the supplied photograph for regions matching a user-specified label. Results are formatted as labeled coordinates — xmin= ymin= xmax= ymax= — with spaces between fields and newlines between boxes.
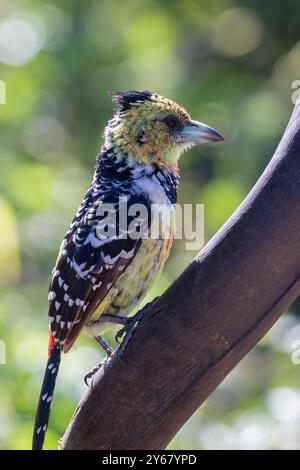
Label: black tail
xmin=32 ymin=345 xmax=61 ymax=450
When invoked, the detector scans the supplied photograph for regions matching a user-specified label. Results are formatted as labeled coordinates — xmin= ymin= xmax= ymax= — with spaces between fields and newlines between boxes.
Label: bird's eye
xmin=137 ymin=130 xmax=148 ymax=145
xmin=163 ymin=115 xmax=181 ymax=129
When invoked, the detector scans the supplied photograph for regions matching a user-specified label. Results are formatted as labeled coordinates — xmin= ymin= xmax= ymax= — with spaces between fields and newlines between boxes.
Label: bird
xmin=32 ymin=90 xmax=224 ymax=450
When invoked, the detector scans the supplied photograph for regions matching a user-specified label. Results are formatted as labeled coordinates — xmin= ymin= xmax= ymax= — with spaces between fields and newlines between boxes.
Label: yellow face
xmin=109 ymin=91 xmax=224 ymax=169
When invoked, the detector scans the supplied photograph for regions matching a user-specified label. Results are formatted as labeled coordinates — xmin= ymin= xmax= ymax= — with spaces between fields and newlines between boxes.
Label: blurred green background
xmin=1 ymin=0 xmax=300 ymax=450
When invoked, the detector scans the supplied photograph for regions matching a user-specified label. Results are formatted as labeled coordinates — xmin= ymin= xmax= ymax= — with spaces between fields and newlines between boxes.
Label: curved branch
xmin=61 ymin=103 xmax=300 ymax=450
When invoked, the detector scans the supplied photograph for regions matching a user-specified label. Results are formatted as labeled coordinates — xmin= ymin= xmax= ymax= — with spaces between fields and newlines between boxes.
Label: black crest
xmin=109 ymin=90 xmax=153 ymax=111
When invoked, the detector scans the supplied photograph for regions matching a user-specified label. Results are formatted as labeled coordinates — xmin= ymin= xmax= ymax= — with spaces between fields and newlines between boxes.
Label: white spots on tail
xmin=55 ymin=301 xmax=61 ymax=311
xmin=41 ymin=393 xmax=53 ymax=403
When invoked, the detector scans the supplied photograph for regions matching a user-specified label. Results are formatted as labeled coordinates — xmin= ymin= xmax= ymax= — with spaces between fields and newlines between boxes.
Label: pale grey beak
xmin=177 ymin=120 xmax=224 ymax=144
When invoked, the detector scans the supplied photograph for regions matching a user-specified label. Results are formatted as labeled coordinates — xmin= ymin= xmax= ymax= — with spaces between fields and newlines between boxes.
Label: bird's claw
xmin=84 ymin=349 xmax=113 ymax=387
xmin=115 ymin=318 xmax=136 ymax=344
xmin=84 ymin=361 xmax=104 ymax=387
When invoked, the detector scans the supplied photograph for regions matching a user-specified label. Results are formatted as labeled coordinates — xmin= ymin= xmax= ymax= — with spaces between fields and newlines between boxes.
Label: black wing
xmin=48 ymin=192 xmax=150 ymax=352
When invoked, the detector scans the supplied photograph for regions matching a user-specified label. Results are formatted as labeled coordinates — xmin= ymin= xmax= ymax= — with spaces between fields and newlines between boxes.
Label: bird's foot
xmin=116 ymin=296 xmax=159 ymax=356
xmin=84 ymin=361 xmax=104 ymax=387
xmin=84 ymin=335 xmax=114 ymax=386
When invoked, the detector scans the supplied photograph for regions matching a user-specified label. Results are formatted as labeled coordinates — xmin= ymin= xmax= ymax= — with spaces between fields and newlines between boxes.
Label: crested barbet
xmin=32 ymin=90 xmax=224 ymax=450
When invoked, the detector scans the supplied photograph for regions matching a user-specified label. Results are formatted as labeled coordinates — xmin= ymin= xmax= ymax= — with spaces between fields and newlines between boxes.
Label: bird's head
xmin=105 ymin=90 xmax=224 ymax=169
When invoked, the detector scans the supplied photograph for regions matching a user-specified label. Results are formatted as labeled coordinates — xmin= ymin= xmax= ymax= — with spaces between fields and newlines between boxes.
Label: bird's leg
xmin=84 ymin=335 xmax=114 ymax=386
xmin=116 ymin=296 xmax=160 ymax=356
xmin=85 ymin=298 xmax=159 ymax=383
xmin=95 ymin=335 xmax=115 ymax=355
xmin=84 ymin=316 xmax=128 ymax=385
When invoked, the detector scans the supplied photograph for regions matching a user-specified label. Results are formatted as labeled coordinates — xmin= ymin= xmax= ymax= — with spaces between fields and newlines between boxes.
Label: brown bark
xmin=61 ymin=103 xmax=300 ymax=450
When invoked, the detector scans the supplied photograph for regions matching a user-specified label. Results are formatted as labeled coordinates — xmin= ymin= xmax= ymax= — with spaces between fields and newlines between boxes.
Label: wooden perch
xmin=61 ymin=103 xmax=300 ymax=450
